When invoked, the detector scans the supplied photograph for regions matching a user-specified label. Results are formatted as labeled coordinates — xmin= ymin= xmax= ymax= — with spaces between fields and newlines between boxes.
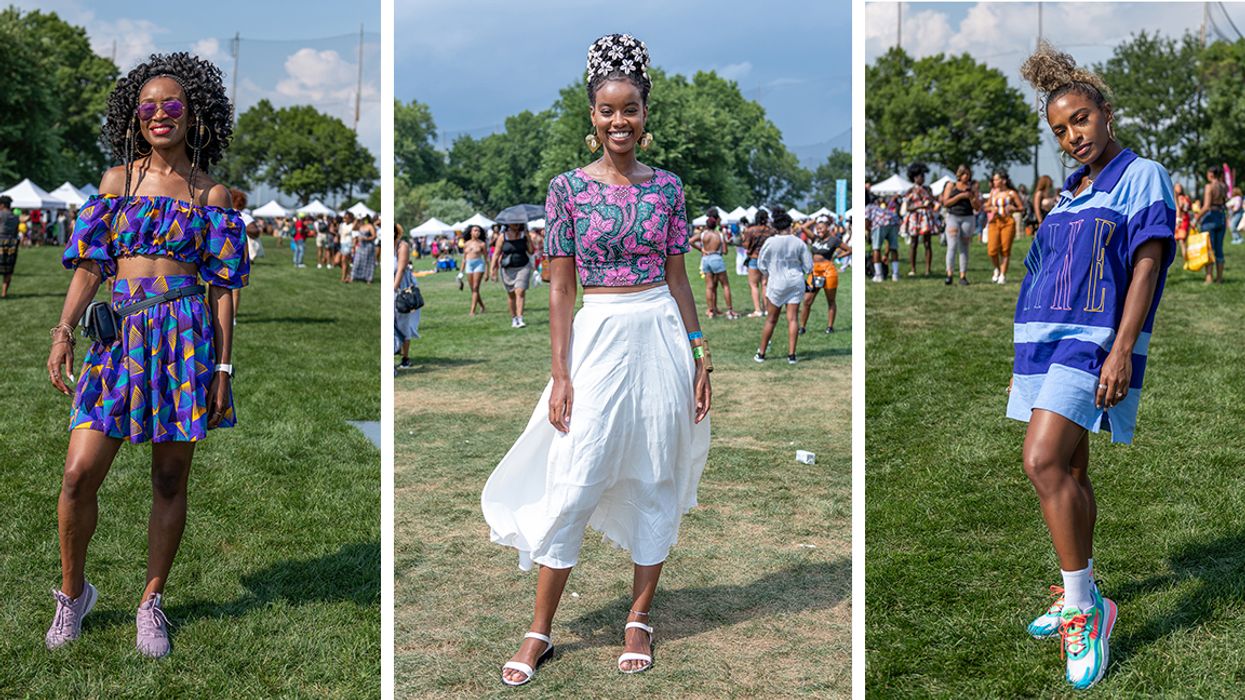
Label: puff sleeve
xmin=62 ymin=195 xmax=118 ymax=278
xmin=665 ymin=176 xmax=690 ymax=255
xmin=544 ymin=173 xmax=576 ymax=257
xmin=200 ymin=207 xmax=250 ymax=288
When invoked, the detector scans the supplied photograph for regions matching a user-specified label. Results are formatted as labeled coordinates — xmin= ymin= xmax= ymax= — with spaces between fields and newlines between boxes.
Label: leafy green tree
xmin=811 ymin=149 xmax=852 ymax=208
xmin=396 ymin=179 xmax=472 ymax=227
xmin=1097 ymin=31 xmax=1204 ymax=180
xmin=396 ymin=99 xmax=444 ymax=186
xmin=220 ymin=100 xmax=378 ymax=204
xmin=867 ymin=47 xmax=1037 ymax=179
xmin=1198 ymin=38 xmax=1245 ymax=177
xmin=0 ymin=9 xmax=116 ymax=186
xmin=446 ymin=109 xmax=551 ymax=213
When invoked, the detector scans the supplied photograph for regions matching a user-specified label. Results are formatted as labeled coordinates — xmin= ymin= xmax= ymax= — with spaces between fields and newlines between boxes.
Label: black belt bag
xmin=81 ymin=284 xmax=206 ymax=346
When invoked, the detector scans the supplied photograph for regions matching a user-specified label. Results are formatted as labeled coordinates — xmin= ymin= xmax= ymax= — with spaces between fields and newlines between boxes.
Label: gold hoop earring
xmin=585 ymin=133 xmax=600 ymax=153
xmin=189 ymin=118 xmax=212 ymax=149
xmin=639 ymin=132 xmax=653 ymax=151
xmin=1058 ymin=150 xmax=1079 ymax=170
xmin=131 ymin=115 xmax=152 ymax=156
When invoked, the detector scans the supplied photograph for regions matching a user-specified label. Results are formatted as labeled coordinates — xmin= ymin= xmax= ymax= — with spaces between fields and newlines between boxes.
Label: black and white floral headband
xmin=586 ymin=33 xmax=650 ymax=83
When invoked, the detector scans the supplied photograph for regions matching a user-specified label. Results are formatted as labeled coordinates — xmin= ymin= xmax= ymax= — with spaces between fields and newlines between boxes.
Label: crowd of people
xmin=234 ymin=211 xmax=382 ymax=283
xmin=866 ymin=162 xmax=1244 ymax=286
xmin=399 ymin=204 xmax=851 ymax=365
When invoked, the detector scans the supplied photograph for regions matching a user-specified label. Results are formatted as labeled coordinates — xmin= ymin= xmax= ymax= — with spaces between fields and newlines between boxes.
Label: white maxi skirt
xmin=482 ymin=285 xmax=711 ymax=571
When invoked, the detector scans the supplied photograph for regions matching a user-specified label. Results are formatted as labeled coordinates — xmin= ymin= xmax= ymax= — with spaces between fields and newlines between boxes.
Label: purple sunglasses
xmin=136 ymin=99 xmax=185 ymax=121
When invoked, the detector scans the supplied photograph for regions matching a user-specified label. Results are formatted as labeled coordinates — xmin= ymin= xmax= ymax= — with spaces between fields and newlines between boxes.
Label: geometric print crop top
xmin=63 ymin=194 xmax=250 ymax=289
xmin=544 ymin=167 xmax=690 ymax=286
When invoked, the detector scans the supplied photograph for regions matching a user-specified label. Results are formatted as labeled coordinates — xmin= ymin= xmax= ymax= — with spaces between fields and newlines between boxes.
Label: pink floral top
xmin=544 ymin=167 xmax=690 ymax=286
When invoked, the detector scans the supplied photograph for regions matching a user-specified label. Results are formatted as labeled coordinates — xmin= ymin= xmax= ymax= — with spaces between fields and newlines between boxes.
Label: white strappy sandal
xmin=500 ymin=631 xmax=555 ymax=687
xmin=617 ymin=621 xmax=655 ymax=674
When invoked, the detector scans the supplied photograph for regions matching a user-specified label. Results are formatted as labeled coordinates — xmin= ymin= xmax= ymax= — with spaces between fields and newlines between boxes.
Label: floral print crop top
xmin=63 ymin=194 xmax=250 ymax=289
xmin=544 ymin=167 xmax=690 ymax=286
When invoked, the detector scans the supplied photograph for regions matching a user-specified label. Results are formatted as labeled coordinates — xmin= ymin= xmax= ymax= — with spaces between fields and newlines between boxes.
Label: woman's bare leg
xmin=799 ymin=291 xmax=816 ymax=329
xmin=1022 ymin=410 xmax=1094 ymax=570
xmin=143 ymin=442 xmax=195 ymax=602
xmin=825 ymin=288 xmax=838 ymax=329
xmin=502 ymin=565 xmax=572 ymax=684
xmin=621 ymin=562 xmax=664 ymax=671
xmin=58 ymin=430 xmax=123 ymax=597
xmin=785 ymin=303 xmax=799 ymax=355
xmin=758 ymin=300 xmax=780 ymax=355
xmin=748 ymin=268 xmax=763 ymax=313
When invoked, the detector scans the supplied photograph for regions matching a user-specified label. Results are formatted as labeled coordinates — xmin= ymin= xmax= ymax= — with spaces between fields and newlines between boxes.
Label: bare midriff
xmin=116 ymin=254 xmax=198 ymax=280
xmin=582 ymin=280 xmax=666 ymax=295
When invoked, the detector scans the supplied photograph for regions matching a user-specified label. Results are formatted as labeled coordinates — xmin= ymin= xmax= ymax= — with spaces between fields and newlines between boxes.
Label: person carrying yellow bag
xmin=1183 ymin=225 xmax=1213 ymax=272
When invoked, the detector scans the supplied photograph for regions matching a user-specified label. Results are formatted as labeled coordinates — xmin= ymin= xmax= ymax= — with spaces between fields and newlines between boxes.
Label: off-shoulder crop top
xmin=62 ymin=194 xmax=250 ymax=289
xmin=543 ymin=167 xmax=690 ymax=286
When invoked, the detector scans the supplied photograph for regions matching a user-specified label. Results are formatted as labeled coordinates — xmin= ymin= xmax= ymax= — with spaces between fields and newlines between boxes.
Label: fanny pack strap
xmin=114 ymin=284 xmax=206 ymax=317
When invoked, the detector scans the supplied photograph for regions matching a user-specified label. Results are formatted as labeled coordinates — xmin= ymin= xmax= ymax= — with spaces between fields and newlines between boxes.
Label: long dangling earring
xmin=639 ymin=131 xmax=653 ymax=151
xmin=188 ymin=117 xmax=210 ymax=201
xmin=585 ymin=132 xmax=601 ymax=154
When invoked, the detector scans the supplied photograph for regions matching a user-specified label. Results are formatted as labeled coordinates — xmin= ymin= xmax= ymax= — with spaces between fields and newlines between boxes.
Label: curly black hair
xmin=102 ymin=52 xmax=233 ymax=173
xmin=907 ymin=162 xmax=929 ymax=182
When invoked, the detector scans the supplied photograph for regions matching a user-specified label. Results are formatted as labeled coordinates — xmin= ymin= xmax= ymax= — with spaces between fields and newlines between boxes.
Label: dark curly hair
xmin=103 ymin=52 xmax=233 ymax=198
xmin=1019 ymin=40 xmax=1112 ymax=122
xmin=586 ymin=34 xmax=652 ymax=106
xmin=907 ymin=162 xmax=929 ymax=182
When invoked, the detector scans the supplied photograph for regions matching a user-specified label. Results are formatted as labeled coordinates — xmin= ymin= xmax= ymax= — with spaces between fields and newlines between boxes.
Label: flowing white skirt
xmin=481 ymin=285 xmax=711 ymax=571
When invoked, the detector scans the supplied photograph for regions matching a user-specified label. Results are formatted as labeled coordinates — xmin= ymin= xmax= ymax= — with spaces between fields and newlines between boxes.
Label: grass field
xmin=0 ymin=241 xmax=380 ymax=697
xmin=395 ymin=254 xmax=852 ymax=698
xmin=866 ymin=234 xmax=1245 ymax=697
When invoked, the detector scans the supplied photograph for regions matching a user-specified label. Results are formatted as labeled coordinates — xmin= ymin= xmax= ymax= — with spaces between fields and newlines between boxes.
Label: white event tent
xmin=928 ymin=175 xmax=954 ymax=196
xmin=252 ymin=200 xmax=290 ymax=218
xmin=788 ymin=207 xmax=808 ymax=220
xmin=872 ymin=174 xmax=914 ymax=196
xmin=345 ymin=201 xmax=376 ymax=218
xmin=458 ymin=212 xmax=496 ymax=230
xmin=296 ymin=200 xmax=335 ymax=216
xmin=79 ymin=183 xmax=99 ymax=197
xmin=2 ymin=179 xmax=66 ymax=209
xmin=50 ymin=182 xmax=89 ymax=208
xmin=411 ymin=217 xmax=455 ymax=238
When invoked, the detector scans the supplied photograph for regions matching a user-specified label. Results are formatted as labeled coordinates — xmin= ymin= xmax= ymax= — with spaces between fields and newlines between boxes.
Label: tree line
xmin=397 ymin=68 xmax=850 ymax=227
xmin=0 ymin=8 xmax=377 ymax=208
xmin=867 ymin=33 xmax=1245 ymax=186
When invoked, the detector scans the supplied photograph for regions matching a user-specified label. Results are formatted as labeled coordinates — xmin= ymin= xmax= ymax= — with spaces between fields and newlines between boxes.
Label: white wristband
xmin=215 ymin=363 xmax=233 ymax=377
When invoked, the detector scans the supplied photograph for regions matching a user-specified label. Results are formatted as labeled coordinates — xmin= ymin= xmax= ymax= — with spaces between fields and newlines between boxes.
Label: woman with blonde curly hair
xmin=1009 ymin=42 xmax=1175 ymax=690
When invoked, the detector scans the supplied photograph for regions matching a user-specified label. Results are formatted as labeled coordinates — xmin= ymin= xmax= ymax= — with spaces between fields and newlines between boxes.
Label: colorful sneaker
xmin=136 ymin=593 xmax=173 ymax=658
xmin=1028 ymin=585 xmax=1066 ymax=640
xmin=45 ymin=583 xmax=98 ymax=650
xmin=1060 ymin=591 xmax=1117 ymax=690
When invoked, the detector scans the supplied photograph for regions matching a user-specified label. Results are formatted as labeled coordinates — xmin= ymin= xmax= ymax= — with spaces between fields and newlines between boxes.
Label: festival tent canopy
xmin=252 ymin=200 xmax=290 ymax=218
xmin=809 ymin=207 xmax=833 ymax=219
xmin=724 ymin=206 xmax=749 ymax=223
xmin=872 ymin=174 xmax=914 ymax=196
xmin=345 ymin=201 xmax=376 ymax=218
xmin=79 ymin=183 xmax=99 ymax=197
xmin=50 ymin=182 xmax=89 ymax=208
xmin=458 ymin=212 xmax=497 ymax=230
xmin=296 ymin=200 xmax=335 ymax=216
xmin=527 ymin=218 xmax=546 ymax=229
xmin=411 ymin=217 xmax=455 ymax=237
xmin=788 ymin=208 xmax=808 ymax=220
xmin=929 ymin=175 xmax=954 ymax=196
xmin=1 ymin=179 xmax=66 ymax=209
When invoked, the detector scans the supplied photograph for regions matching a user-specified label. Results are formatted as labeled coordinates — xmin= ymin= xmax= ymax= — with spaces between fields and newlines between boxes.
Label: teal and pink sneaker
xmin=1028 ymin=585 xmax=1065 ymax=639
xmin=1059 ymin=589 xmax=1117 ymax=690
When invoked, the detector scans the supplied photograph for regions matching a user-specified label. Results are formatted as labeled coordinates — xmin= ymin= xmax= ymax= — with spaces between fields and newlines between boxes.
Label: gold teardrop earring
xmin=585 ymin=133 xmax=601 ymax=153
xmin=639 ymin=131 xmax=653 ymax=151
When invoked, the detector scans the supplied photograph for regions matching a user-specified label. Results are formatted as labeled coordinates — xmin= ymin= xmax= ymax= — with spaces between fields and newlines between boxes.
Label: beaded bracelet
xmin=687 ymin=331 xmax=704 ymax=341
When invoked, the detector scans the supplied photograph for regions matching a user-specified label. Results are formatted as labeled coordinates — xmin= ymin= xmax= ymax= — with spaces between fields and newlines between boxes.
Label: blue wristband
xmin=688 ymin=331 xmax=704 ymax=341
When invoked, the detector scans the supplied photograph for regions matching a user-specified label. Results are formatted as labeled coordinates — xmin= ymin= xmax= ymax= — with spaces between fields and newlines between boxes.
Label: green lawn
xmin=866 ymin=234 xmax=1245 ymax=697
xmin=396 ymin=254 xmax=852 ymax=698
xmin=0 ymin=241 xmax=379 ymax=697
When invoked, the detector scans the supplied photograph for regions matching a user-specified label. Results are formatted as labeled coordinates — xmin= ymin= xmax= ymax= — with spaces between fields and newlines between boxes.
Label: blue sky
xmin=397 ymin=0 xmax=852 ymax=168
xmin=866 ymin=1 xmax=1245 ymax=186
xmin=13 ymin=0 xmax=380 ymax=169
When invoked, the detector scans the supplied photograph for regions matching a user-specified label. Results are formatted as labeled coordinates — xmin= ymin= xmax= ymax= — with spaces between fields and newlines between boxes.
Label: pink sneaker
xmin=45 ymin=582 xmax=98 ymax=650
xmin=136 ymin=593 xmax=172 ymax=658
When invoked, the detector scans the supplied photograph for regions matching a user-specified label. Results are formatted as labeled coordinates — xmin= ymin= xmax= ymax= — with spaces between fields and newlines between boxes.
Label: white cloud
xmin=276 ymin=48 xmax=359 ymax=102
xmin=192 ymin=37 xmax=222 ymax=64
xmin=717 ymin=61 xmax=753 ymax=80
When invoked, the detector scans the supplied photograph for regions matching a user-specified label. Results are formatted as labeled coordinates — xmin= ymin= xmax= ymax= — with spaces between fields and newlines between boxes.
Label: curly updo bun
xmin=1020 ymin=40 xmax=1112 ymax=119
xmin=103 ymin=52 xmax=233 ymax=168
xmin=586 ymin=33 xmax=652 ymax=105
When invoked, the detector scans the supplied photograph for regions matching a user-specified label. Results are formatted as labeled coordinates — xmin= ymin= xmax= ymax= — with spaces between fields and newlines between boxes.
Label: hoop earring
xmin=188 ymin=118 xmax=212 ymax=149
xmin=1107 ymin=119 xmax=1117 ymax=143
xmin=1058 ymin=150 xmax=1079 ymax=170
xmin=639 ymin=131 xmax=653 ymax=151
xmin=585 ymin=133 xmax=601 ymax=154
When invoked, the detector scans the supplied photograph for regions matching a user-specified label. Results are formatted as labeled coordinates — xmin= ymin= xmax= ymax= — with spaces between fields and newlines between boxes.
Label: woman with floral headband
xmin=1011 ymin=42 xmax=1175 ymax=690
xmin=481 ymin=33 xmax=711 ymax=686
xmin=44 ymin=52 xmax=248 ymax=659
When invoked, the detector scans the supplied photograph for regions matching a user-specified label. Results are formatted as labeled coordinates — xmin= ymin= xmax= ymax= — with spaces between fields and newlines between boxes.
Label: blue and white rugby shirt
xmin=1006 ymin=148 xmax=1175 ymax=443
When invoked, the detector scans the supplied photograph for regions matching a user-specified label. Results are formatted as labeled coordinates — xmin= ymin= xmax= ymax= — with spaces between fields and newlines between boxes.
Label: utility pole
xmin=897 ymin=2 xmax=903 ymax=50
xmin=1034 ymin=2 xmax=1043 ymax=186
xmin=230 ymin=32 xmax=240 ymax=124
xmin=111 ymin=39 xmax=117 ymax=65
xmin=354 ymin=23 xmax=364 ymax=134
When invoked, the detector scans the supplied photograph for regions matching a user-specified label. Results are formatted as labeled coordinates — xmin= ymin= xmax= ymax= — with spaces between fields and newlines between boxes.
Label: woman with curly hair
xmin=903 ymin=162 xmax=937 ymax=277
xmin=987 ymin=170 xmax=1024 ymax=284
xmin=44 ymin=52 xmax=248 ymax=659
xmin=1009 ymin=42 xmax=1175 ymax=690
xmin=481 ymin=33 xmax=710 ymax=686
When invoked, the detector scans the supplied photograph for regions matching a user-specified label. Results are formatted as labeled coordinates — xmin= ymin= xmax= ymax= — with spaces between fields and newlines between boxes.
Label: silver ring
xmin=1098 ymin=383 xmax=1107 ymax=389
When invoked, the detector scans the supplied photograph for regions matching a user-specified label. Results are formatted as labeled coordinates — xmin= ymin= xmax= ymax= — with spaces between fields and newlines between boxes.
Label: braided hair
xmin=1019 ymin=40 xmax=1113 ymax=121
xmin=102 ymin=52 xmax=233 ymax=201
xmin=585 ymin=33 xmax=652 ymax=106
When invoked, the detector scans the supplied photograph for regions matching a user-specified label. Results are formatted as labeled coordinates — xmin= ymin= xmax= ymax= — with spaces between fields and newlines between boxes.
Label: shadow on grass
xmin=2 ymin=291 xmax=68 ymax=300
xmin=241 ymin=316 xmax=337 ymax=325
xmin=1108 ymin=531 xmax=1245 ymax=666
xmin=86 ymin=540 xmax=380 ymax=632
xmin=409 ymin=357 xmax=486 ymax=371
xmin=798 ymin=346 xmax=851 ymax=360
xmin=556 ymin=558 xmax=849 ymax=653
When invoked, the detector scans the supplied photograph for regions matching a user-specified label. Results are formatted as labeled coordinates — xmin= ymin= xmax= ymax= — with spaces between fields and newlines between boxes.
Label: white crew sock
xmin=873 ymin=262 xmax=883 ymax=277
xmin=1088 ymin=557 xmax=1097 ymax=593
xmin=890 ymin=261 xmax=899 ymax=277
xmin=1061 ymin=566 xmax=1094 ymax=611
